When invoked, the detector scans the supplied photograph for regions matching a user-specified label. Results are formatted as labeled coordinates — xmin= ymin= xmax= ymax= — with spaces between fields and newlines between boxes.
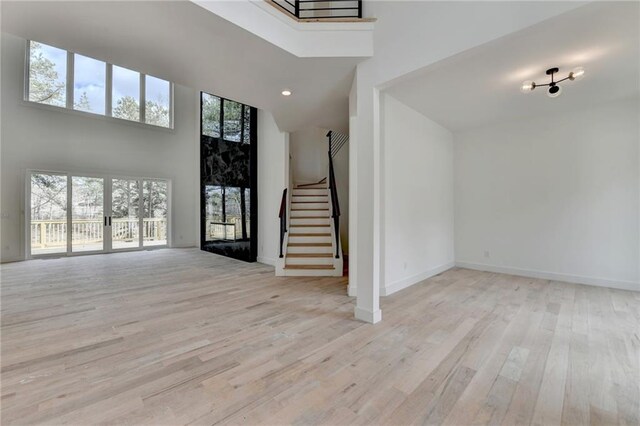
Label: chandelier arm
xmin=555 ymin=75 xmax=572 ymax=83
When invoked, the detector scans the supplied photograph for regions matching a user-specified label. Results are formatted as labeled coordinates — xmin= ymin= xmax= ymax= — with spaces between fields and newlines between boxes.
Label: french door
xmin=28 ymin=171 xmax=169 ymax=258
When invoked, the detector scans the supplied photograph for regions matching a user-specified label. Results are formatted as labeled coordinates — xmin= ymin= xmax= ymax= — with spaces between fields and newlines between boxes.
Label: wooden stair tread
xmin=288 ymin=243 xmax=332 ymax=247
xmin=291 ymin=216 xmax=329 ymax=219
xmin=291 ymin=208 xmax=329 ymax=211
xmin=292 ymin=201 xmax=328 ymax=204
xmin=284 ymin=264 xmax=335 ymax=270
xmin=286 ymin=253 xmax=333 ymax=258
xmin=290 ymin=224 xmax=329 ymax=227
xmin=292 ymin=194 xmax=328 ymax=197
xmin=289 ymin=233 xmax=331 ymax=237
xmin=293 ymin=187 xmax=328 ymax=190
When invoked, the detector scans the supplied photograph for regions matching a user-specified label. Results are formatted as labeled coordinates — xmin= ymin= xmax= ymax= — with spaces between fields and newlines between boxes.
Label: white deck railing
xmin=30 ymin=218 xmax=167 ymax=248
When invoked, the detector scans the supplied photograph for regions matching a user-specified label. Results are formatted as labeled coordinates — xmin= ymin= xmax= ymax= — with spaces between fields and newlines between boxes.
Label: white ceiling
xmin=385 ymin=1 xmax=640 ymax=132
xmin=1 ymin=0 xmax=361 ymax=132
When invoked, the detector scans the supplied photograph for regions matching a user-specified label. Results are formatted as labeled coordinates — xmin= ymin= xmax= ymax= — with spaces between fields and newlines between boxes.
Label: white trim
xmin=139 ymin=73 xmax=146 ymax=124
xmin=354 ymin=306 xmax=382 ymax=324
xmin=455 ymin=261 xmax=640 ymax=292
xmin=257 ymin=256 xmax=277 ymax=266
xmin=18 ymin=100 xmax=175 ymax=133
xmin=105 ymin=63 xmax=113 ymax=117
xmin=381 ymin=262 xmax=455 ymax=296
xmin=66 ymin=51 xmax=74 ymax=109
xmin=347 ymin=283 xmax=356 ymax=297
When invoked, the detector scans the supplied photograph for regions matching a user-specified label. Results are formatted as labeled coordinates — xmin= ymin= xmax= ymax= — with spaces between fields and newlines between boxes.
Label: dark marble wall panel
xmin=200 ymin=94 xmax=257 ymax=262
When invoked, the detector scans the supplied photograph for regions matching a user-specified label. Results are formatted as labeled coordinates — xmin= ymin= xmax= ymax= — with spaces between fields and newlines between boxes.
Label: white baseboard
xmin=455 ymin=261 xmax=639 ymax=292
xmin=354 ymin=306 xmax=382 ymax=324
xmin=381 ymin=262 xmax=455 ymax=296
xmin=257 ymin=256 xmax=277 ymax=267
xmin=347 ymin=284 xmax=357 ymax=297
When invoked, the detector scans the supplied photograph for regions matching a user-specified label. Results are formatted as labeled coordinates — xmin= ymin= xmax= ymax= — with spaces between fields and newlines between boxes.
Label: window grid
xmin=25 ymin=40 xmax=173 ymax=129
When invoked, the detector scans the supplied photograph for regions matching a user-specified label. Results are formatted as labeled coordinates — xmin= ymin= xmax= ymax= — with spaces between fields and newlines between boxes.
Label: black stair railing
xmin=279 ymin=188 xmax=288 ymax=258
xmin=272 ymin=0 xmax=362 ymax=20
xmin=327 ymin=131 xmax=341 ymax=259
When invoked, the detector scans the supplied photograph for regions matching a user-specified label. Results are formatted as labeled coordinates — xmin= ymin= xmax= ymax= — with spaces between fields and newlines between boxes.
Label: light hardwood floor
xmin=1 ymin=249 xmax=639 ymax=425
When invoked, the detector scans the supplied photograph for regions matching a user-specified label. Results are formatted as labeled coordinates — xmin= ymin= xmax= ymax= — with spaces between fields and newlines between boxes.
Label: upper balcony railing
xmin=271 ymin=0 xmax=362 ymax=20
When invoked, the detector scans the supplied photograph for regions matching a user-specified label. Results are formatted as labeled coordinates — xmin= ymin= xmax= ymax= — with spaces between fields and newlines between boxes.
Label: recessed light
xmin=281 ymin=90 xmax=292 ymax=96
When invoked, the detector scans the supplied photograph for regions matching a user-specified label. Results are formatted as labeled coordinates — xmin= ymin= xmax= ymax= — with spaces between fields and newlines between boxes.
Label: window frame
xmin=200 ymin=91 xmax=252 ymax=144
xmin=24 ymin=39 xmax=174 ymax=129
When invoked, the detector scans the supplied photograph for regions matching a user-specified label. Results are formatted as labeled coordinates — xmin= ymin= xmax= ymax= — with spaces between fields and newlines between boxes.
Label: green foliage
xmin=29 ymin=41 xmax=65 ymax=107
xmin=112 ymin=95 xmax=170 ymax=127
xmin=75 ymin=92 xmax=92 ymax=112
xmin=31 ymin=174 xmax=67 ymax=220
xmin=71 ymin=177 xmax=103 ymax=219
xmin=112 ymin=95 xmax=140 ymax=121
xmin=145 ymin=99 xmax=170 ymax=127
xmin=143 ymin=181 xmax=168 ymax=218
xmin=112 ymin=180 xmax=140 ymax=219
xmin=202 ymin=94 xmax=220 ymax=137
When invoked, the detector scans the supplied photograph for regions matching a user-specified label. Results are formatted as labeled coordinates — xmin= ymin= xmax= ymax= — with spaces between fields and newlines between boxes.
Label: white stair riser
xmin=281 ymin=268 xmax=341 ymax=277
xmin=290 ymin=217 xmax=330 ymax=226
xmin=292 ymin=189 xmax=326 ymax=196
xmin=291 ymin=195 xmax=328 ymax=203
xmin=286 ymin=257 xmax=334 ymax=265
xmin=287 ymin=245 xmax=333 ymax=254
xmin=291 ymin=202 xmax=328 ymax=210
xmin=289 ymin=226 xmax=330 ymax=233
xmin=288 ymin=235 xmax=332 ymax=244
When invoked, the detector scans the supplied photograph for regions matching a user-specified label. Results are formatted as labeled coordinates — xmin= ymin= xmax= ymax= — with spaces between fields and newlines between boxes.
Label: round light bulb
xmin=547 ymin=85 xmax=562 ymax=98
xmin=520 ymin=80 xmax=535 ymax=93
xmin=569 ymin=66 xmax=585 ymax=81
xmin=281 ymin=90 xmax=292 ymax=96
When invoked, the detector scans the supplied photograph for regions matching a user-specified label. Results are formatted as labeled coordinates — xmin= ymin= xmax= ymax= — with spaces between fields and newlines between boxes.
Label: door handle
xmin=104 ymin=216 xmax=107 ymax=226
xmin=108 ymin=216 xmax=112 ymax=226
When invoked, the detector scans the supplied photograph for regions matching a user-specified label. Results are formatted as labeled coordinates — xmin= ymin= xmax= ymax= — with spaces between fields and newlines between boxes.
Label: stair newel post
xmin=294 ymin=0 xmax=300 ymax=18
xmin=279 ymin=188 xmax=287 ymax=258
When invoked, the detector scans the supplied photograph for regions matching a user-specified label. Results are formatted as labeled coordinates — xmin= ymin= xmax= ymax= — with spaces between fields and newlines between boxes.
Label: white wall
xmin=455 ymin=98 xmax=640 ymax=291
xmin=350 ymin=1 xmax=582 ymax=322
xmin=381 ymin=94 xmax=454 ymax=295
xmin=0 ymin=33 xmax=199 ymax=263
xmin=289 ymin=127 xmax=329 ymax=184
xmin=257 ymin=110 xmax=289 ymax=265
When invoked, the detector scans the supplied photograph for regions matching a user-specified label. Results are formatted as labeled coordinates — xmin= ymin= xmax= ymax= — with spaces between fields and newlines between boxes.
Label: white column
xmin=351 ymin=66 xmax=381 ymax=324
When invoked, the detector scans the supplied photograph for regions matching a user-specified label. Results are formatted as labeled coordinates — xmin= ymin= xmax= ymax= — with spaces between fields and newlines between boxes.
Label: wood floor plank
xmin=1 ymin=249 xmax=638 ymax=425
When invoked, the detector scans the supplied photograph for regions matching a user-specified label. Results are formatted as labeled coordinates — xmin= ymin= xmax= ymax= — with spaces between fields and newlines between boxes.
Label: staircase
xmin=277 ymin=181 xmax=343 ymax=276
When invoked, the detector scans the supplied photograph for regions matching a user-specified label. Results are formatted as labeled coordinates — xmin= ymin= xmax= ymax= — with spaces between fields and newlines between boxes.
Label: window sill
xmin=19 ymin=99 xmax=176 ymax=133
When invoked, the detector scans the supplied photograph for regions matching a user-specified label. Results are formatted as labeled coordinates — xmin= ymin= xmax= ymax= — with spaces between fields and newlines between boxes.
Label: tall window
xmin=73 ymin=54 xmax=106 ymax=114
xmin=112 ymin=66 xmax=140 ymax=122
xmin=201 ymin=93 xmax=252 ymax=143
xmin=28 ymin=41 xmax=67 ymax=107
xmin=145 ymin=75 xmax=171 ymax=127
xmin=26 ymin=40 xmax=173 ymax=129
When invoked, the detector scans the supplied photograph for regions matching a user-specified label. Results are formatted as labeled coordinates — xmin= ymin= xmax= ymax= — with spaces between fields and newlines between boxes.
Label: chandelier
xmin=521 ymin=67 xmax=585 ymax=98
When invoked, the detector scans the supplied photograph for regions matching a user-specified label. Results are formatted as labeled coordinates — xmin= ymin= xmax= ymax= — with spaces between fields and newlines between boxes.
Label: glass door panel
xmin=111 ymin=179 xmax=141 ymax=250
xmin=142 ymin=180 xmax=168 ymax=246
xmin=30 ymin=172 xmax=68 ymax=256
xmin=71 ymin=176 xmax=104 ymax=252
